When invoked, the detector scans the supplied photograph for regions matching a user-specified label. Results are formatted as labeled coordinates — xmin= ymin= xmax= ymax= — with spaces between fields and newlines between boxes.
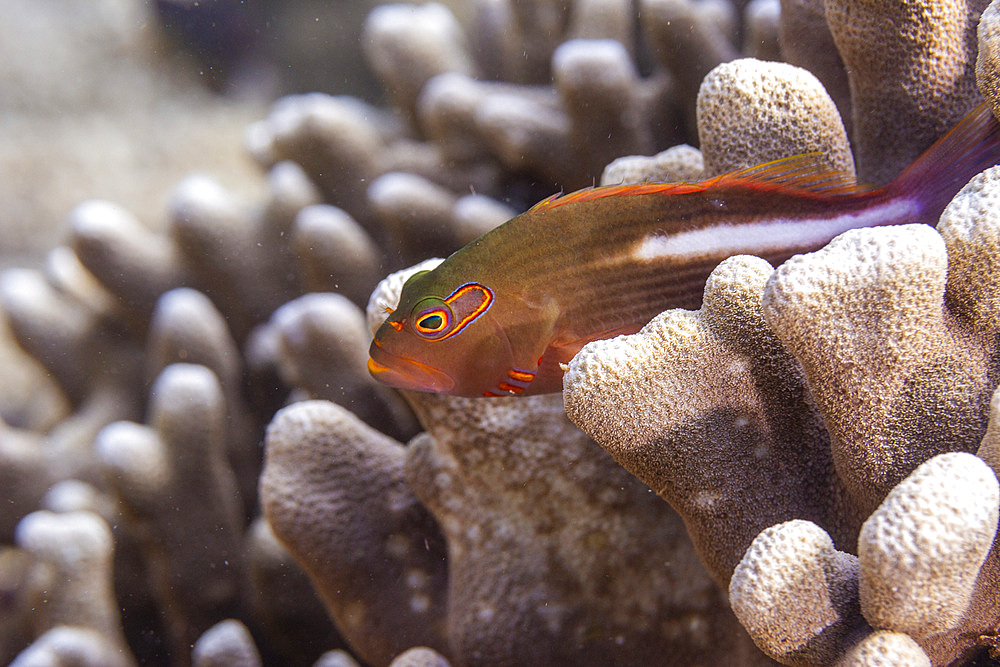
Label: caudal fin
xmin=887 ymin=102 xmax=1000 ymax=223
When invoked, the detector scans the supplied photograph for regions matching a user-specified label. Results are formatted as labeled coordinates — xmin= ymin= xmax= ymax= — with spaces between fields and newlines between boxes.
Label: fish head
xmin=368 ymin=272 xmax=516 ymax=397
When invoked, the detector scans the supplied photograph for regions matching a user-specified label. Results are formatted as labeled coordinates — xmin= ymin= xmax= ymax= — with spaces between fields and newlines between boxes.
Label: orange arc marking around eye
xmin=435 ymin=282 xmax=494 ymax=341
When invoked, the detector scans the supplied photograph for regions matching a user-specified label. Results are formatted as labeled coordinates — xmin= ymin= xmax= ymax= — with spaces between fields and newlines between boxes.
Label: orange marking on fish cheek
xmin=507 ymin=369 xmax=535 ymax=383
xmin=497 ymin=382 xmax=525 ymax=394
xmin=367 ymin=357 xmax=390 ymax=374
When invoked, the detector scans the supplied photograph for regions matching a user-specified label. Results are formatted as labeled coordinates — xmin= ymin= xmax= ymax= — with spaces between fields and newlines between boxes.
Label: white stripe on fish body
xmin=631 ymin=198 xmax=921 ymax=262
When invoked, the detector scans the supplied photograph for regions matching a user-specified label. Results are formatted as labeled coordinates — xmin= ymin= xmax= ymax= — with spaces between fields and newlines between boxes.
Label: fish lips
xmin=367 ymin=344 xmax=456 ymax=393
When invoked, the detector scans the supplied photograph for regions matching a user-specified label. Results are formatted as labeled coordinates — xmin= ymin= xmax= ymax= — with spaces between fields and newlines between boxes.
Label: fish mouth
xmin=367 ymin=345 xmax=455 ymax=393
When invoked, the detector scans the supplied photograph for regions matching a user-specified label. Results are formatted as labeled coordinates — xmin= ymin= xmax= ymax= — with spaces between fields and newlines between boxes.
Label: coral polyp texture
xmin=564 ymin=169 xmax=1000 ymax=662
xmin=4 ymin=0 xmax=1000 ymax=665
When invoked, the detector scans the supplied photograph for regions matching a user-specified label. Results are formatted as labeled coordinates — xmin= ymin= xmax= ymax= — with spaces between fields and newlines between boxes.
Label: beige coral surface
xmin=564 ymin=171 xmax=1000 ymax=665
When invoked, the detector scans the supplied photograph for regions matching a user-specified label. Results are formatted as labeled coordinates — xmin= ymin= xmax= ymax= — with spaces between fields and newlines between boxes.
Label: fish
xmin=368 ymin=102 xmax=1000 ymax=397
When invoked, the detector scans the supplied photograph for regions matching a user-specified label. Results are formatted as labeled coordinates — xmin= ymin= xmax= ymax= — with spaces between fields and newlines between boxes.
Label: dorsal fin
xmin=531 ymin=153 xmax=872 ymax=212
xmin=720 ymin=153 xmax=868 ymax=194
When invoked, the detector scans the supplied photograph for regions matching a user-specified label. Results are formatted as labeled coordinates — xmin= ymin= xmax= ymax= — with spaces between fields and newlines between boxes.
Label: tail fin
xmin=886 ymin=102 xmax=1000 ymax=223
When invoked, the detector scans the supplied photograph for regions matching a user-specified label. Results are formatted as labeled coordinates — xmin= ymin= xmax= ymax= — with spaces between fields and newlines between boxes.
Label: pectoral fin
xmin=529 ymin=324 xmax=640 ymax=394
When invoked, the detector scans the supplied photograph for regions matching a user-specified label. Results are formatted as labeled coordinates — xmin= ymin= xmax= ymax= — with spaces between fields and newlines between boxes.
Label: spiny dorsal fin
xmin=720 ymin=153 xmax=868 ymax=194
xmin=531 ymin=153 xmax=871 ymax=212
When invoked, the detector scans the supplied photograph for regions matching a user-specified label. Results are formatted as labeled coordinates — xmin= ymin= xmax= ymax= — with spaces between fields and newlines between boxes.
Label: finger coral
xmin=565 ymin=165 xmax=1000 ymax=664
xmin=729 ymin=452 xmax=999 ymax=666
xmin=388 ymin=646 xmax=452 ymax=667
xmin=190 ymin=619 xmax=262 ymax=667
xmin=95 ymin=364 xmax=244 ymax=655
xmin=260 ymin=399 xmax=450 ymax=665
xmin=729 ymin=519 xmax=862 ymax=665
xmin=696 ymin=58 xmax=854 ymax=176
xmin=858 ymin=454 xmax=998 ymax=645
xmin=5 ymin=0 xmax=1000 ymax=665
xmin=11 ymin=510 xmax=135 ymax=666
xmin=355 ymin=266 xmax=762 ymax=665
xmin=9 ymin=626 xmax=135 ymax=667
xmin=564 ymin=253 xmax=851 ymax=581
xmin=825 ymin=0 xmax=988 ymax=184
xmin=980 ymin=0 xmax=1000 ymax=120
xmin=763 ymin=229 xmax=992 ymax=514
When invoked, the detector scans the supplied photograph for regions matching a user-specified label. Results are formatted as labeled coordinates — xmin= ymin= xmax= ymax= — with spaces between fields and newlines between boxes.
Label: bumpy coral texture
xmin=261 ymin=400 xmax=450 ymax=665
xmin=5 ymin=0 xmax=1000 ymax=666
xmin=980 ymin=0 xmax=1000 ymax=121
xmin=600 ymin=143 xmax=705 ymax=186
xmin=0 ymin=0 xmax=790 ymax=662
xmin=729 ymin=452 xmax=999 ymax=666
xmin=730 ymin=520 xmax=862 ymax=665
xmin=565 ymin=253 xmax=852 ymax=581
xmin=387 ymin=647 xmax=451 ymax=667
xmin=825 ymin=0 xmax=989 ymax=184
xmin=777 ymin=0 xmax=851 ymax=134
xmin=697 ymin=58 xmax=854 ymax=176
xmin=837 ymin=631 xmax=932 ymax=667
xmin=858 ymin=454 xmax=998 ymax=643
xmin=565 ymin=167 xmax=1000 ymax=665
xmin=260 ymin=261 xmax=773 ymax=665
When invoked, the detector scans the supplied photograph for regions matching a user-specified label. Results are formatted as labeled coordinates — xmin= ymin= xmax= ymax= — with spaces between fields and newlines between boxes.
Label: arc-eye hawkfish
xmin=369 ymin=102 xmax=1000 ymax=397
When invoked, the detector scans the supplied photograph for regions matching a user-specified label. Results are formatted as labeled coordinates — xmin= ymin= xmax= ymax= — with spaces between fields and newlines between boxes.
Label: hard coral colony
xmin=1 ymin=1 xmax=1000 ymax=667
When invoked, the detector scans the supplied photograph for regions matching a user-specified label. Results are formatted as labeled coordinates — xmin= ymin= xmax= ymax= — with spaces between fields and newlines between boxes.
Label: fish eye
xmin=411 ymin=299 xmax=453 ymax=338
xmin=416 ymin=311 xmax=447 ymax=332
